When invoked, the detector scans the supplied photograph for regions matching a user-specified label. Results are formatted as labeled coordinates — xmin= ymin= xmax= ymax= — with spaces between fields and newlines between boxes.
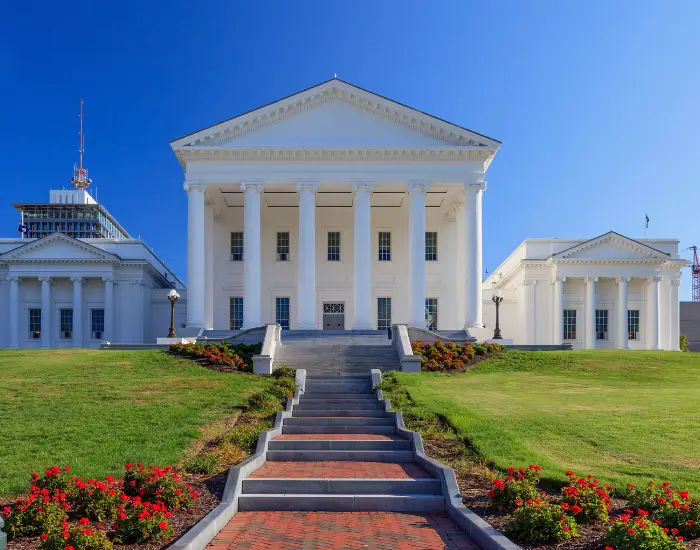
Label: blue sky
xmin=2 ymin=1 xmax=699 ymax=299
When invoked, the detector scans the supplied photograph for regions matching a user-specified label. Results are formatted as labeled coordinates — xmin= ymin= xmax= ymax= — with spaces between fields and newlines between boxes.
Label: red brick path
xmin=249 ymin=461 xmax=432 ymax=479
xmin=273 ymin=433 xmax=401 ymax=441
xmin=207 ymin=511 xmax=480 ymax=549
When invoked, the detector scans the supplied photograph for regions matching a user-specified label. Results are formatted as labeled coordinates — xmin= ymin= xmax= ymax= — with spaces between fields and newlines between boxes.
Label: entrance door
xmin=323 ymin=303 xmax=345 ymax=330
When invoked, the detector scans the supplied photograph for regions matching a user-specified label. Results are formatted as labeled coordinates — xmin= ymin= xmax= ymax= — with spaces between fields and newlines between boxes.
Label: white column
xmin=39 ymin=276 xmax=51 ymax=348
xmin=649 ymin=276 xmax=662 ymax=350
xmin=552 ymin=276 xmax=564 ymax=345
xmin=297 ymin=182 xmax=318 ymax=329
xmin=71 ymin=276 xmax=83 ymax=347
xmin=522 ymin=280 xmax=536 ymax=344
xmin=103 ymin=277 xmax=114 ymax=342
xmin=670 ymin=278 xmax=680 ymax=351
xmin=443 ymin=209 xmax=458 ymax=330
xmin=185 ymin=181 xmax=207 ymax=328
xmin=204 ymin=202 xmax=215 ymax=329
xmin=585 ymin=276 xmax=597 ymax=349
xmin=241 ymin=182 xmax=263 ymax=328
xmin=464 ymin=178 xmax=485 ymax=329
xmin=617 ymin=276 xmax=629 ymax=349
xmin=8 ymin=276 xmax=19 ymax=348
xmin=352 ymin=182 xmax=373 ymax=329
xmin=408 ymin=181 xmax=429 ymax=327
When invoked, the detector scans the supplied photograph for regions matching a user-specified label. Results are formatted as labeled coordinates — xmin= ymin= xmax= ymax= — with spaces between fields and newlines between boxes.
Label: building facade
xmin=171 ymin=78 xmax=500 ymax=332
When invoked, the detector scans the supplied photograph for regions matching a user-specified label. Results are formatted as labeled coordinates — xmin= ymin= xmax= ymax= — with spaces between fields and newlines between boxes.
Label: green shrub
xmin=225 ymin=423 xmax=266 ymax=454
xmin=680 ymin=333 xmax=690 ymax=352
xmin=112 ymin=501 xmax=172 ymax=544
xmin=268 ymin=378 xmax=296 ymax=399
xmin=603 ymin=510 xmax=686 ymax=549
xmin=626 ymin=481 xmax=699 ymax=538
xmin=40 ymin=518 xmax=112 ymax=550
xmin=183 ymin=452 xmax=219 ymax=475
xmin=68 ymin=477 xmax=121 ymax=522
xmin=488 ymin=465 xmax=542 ymax=513
xmin=34 ymin=466 xmax=72 ymax=494
xmin=273 ymin=367 xmax=297 ymax=379
xmin=560 ymin=471 xmax=612 ymax=523
xmin=506 ymin=501 xmax=578 ymax=543
xmin=248 ymin=390 xmax=281 ymax=411
xmin=2 ymin=498 xmax=67 ymax=540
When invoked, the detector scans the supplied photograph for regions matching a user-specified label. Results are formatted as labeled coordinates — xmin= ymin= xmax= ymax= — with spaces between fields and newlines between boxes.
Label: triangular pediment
xmin=551 ymin=232 xmax=670 ymax=262
xmin=170 ymin=79 xmax=500 ymax=150
xmin=0 ymin=233 xmax=120 ymax=263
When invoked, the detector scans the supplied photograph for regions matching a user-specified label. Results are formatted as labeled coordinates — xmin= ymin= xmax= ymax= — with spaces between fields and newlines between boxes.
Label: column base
xmin=466 ymin=321 xmax=484 ymax=329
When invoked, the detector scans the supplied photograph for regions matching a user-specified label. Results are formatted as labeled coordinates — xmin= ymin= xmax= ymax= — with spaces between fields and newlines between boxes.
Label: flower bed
xmin=411 ymin=340 xmax=504 ymax=371
xmin=2 ymin=463 xmax=199 ymax=550
xmin=169 ymin=342 xmax=262 ymax=372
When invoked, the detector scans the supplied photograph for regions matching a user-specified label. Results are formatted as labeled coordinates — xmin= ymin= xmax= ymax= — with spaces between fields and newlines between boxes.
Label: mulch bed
xmin=421 ymin=436 xmax=700 ymax=550
xmin=5 ymin=471 xmax=227 ymax=550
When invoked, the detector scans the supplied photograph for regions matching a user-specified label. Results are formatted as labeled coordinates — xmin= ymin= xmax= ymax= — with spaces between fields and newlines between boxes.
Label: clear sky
xmin=2 ymin=1 xmax=699 ymax=299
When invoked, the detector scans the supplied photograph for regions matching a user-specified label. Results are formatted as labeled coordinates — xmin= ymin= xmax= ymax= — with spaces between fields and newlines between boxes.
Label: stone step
xmin=238 ymin=493 xmax=444 ymax=512
xmin=282 ymin=425 xmax=396 ymax=435
xmin=266 ymin=450 xmax=413 ymax=462
xmin=241 ymin=478 xmax=440 ymax=495
xmin=268 ymin=439 xmax=411 ymax=451
xmin=292 ymin=409 xmax=387 ymax=418
xmin=284 ymin=417 xmax=394 ymax=426
xmin=295 ymin=402 xmax=384 ymax=410
xmin=302 ymin=392 xmax=375 ymax=399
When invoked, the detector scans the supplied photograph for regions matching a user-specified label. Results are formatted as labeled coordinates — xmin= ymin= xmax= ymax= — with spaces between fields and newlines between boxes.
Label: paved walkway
xmin=207 ymin=511 xmax=480 ymax=549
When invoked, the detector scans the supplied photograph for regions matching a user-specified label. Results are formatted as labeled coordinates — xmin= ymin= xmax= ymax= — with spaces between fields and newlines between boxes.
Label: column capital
xmin=295 ymin=181 xmax=319 ymax=192
xmin=464 ymin=173 xmax=487 ymax=192
xmin=617 ymin=276 xmax=631 ymax=284
xmin=7 ymin=275 xmax=20 ymax=283
xmin=407 ymin=180 xmax=431 ymax=193
xmin=585 ymin=276 xmax=598 ymax=283
xmin=102 ymin=276 xmax=114 ymax=283
xmin=351 ymin=181 xmax=375 ymax=192
xmin=523 ymin=279 xmax=537 ymax=286
xmin=240 ymin=181 xmax=264 ymax=193
xmin=38 ymin=276 xmax=52 ymax=283
xmin=70 ymin=275 xmax=83 ymax=283
xmin=652 ymin=275 xmax=663 ymax=283
xmin=670 ymin=278 xmax=681 ymax=287
xmin=554 ymin=275 xmax=567 ymax=283
xmin=183 ymin=181 xmax=206 ymax=193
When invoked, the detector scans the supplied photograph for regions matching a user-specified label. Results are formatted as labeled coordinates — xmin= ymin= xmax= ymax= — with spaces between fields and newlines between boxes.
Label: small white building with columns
xmin=171 ymin=79 xmax=497 ymax=333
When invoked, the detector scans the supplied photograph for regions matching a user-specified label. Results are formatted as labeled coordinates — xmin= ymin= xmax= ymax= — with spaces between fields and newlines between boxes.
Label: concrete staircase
xmin=238 ymin=375 xmax=444 ymax=512
xmin=273 ymin=333 xmax=400 ymax=376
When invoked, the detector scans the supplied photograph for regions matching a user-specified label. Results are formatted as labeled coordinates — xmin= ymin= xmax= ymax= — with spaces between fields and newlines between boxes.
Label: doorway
xmin=323 ymin=302 xmax=345 ymax=330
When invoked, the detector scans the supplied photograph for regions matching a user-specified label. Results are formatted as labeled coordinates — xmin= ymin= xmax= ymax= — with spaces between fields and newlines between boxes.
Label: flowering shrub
xmin=626 ymin=482 xmax=700 ymax=538
xmin=40 ymin=518 xmax=112 ymax=550
xmin=2 ymin=486 xmax=69 ymax=539
xmin=112 ymin=498 xmax=172 ymax=544
xmin=603 ymin=509 xmax=687 ymax=549
xmin=69 ymin=476 xmax=122 ymax=522
xmin=34 ymin=466 xmax=72 ymax=493
xmin=123 ymin=463 xmax=198 ymax=511
xmin=411 ymin=340 xmax=504 ymax=371
xmin=487 ymin=465 xmax=542 ymax=513
xmin=506 ymin=500 xmax=578 ymax=543
xmin=561 ymin=471 xmax=612 ymax=523
xmin=169 ymin=342 xmax=261 ymax=371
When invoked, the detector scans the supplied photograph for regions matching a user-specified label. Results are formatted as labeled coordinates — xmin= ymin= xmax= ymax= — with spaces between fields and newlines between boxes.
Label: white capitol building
xmin=0 ymin=79 xmax=685 ymax=350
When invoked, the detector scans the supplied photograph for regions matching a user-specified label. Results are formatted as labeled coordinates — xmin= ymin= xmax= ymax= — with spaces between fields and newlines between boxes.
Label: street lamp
xmin=491 ymin=290 xmax=504 ymax=339
xmin=168 ymin=289 xmax=180 ymax=338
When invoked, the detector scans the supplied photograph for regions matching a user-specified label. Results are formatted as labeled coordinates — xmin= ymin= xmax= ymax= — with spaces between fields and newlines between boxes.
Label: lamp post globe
xmin=167 ymin=289 xmax=180 ymax=338
xmin=491 ymin=290 xmax=504 ymax=340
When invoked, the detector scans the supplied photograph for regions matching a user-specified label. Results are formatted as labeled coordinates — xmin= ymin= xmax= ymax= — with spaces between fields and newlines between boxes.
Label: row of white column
xmin=551 ymin=275 xmax=668 ymax=349
xmin=6 ymin=275 xmax=114 ymax=348
xmin=185 ymin=178 xmax=485 ymax=330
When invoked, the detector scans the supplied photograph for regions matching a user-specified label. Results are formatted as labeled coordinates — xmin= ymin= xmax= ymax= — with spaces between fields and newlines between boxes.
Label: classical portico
xmin=172 ymin=79 xmax=500 ymax=332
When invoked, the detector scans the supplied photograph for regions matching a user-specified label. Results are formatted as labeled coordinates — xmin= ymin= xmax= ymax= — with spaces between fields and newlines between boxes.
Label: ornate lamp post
xmin=168 ymin=289 xmax=180 ymax=338
xmin=492 ymin=290 xmax=504 ymax=340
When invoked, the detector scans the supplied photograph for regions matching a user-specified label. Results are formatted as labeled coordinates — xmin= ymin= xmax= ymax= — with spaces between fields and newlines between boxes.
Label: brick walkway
xmin=249 ymin=461 xmax=432 ymax=479
xmin=207 ymin=511 xmax=480 ymax=549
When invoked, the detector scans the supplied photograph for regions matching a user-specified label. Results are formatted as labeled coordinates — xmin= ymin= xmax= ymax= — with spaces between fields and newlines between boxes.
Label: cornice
xmin=552 ymin=258 xmax=672 ymax=265
xmin=551 ymin=233 xmax=670 ymax=261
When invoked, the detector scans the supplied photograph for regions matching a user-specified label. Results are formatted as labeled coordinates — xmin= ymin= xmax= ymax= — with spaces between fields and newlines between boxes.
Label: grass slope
xmin=0 ymin=349 xmax=271 ymax=498
xmin=390 ymin=350 xmax=700 ymax=493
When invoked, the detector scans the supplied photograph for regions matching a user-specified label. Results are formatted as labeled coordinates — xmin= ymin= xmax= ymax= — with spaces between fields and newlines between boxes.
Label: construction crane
xmin=691 ymin=245 xmax=700 ymax=302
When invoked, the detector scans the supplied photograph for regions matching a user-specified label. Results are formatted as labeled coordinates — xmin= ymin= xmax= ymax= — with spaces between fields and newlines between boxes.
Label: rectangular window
xmin=378 ymin=231 xmax=391 ymax=261
xmin=377 ymin=297 xmax=392 ymax=330
xmin=276 ymin=232 xmax=290 ymax=261
xmin=596 ymin=309 xmax=608 ymax=340
xmin=229 ymin=297 xmax=244 ymax=330
xmin=425 ymin=232 xmax=438 ymax=261
xmin=91 ymin=309 xmax=104 ymax=340
xmin=230 ymin=231 xmax=244 ymax=261
xmin=29 ymin=308 xmax=41 ymax=339
xmin=60 ymin=308 xmax=73 ymax=339
xmin=327 ymin=231 xmax=340 ymax=261
xmin=628 ymin=309 xmax=640 ymax=340
xmin=276 ymin=297 xmax=290 ymax=330
xmin=563 ymin=309 xmax=577 ymax=340
xmin=425 ymin=298 xmax=438 ymax=331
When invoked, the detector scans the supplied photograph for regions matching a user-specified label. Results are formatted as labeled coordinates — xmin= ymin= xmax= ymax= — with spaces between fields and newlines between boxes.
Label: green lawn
xmin=388 ymin=350 xmax=700 ymax=493
xmin=0 ymin=349 xmax=271 ymax=498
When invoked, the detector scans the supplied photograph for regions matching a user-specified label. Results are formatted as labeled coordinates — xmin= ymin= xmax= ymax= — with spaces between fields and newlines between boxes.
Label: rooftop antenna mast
xmin=71 ymin=99 xmax=92 ymax=189
xmin=690 ymin=245 xmax=700 ymax=302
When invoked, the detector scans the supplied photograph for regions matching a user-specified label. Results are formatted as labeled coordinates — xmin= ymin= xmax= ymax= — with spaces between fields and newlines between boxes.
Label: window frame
xmin=628 ymin=309 xmax=640 ymax=340
xmin=377 ymin=297 xmax=392 ymax=331
xmin=327 ymin=231 xmax=341 ymax=262
xmin=90 ymin=308 xmax=105 ymax=340
xmin=563 ymin=309 xmax=577 ymax=340
xmin=378 ymin=231 xmax=391 ymax=261
xmin=425 ymin=231 xmax=438 ymax=261
xmin=229 ymin=297 xmax=244 ymax=330
xmin=60 ymin=308 xmax=73 ymax=339
xmin=276 ymin=231 xmax=290 ymax=262
xmin=230 ymin=231 xmax=244 ymax=262
xmin=29 ymin=308 xmax=41 ymax=339
xmin=275 ymin=297 xmax=290 ymax=331
xmin=425 ymin=298 xmax=438 ymax=331
xmin=595 ymin=309 xmax=609 ymax=341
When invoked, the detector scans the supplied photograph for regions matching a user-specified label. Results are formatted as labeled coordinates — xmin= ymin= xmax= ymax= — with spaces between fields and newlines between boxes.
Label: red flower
xmin=63 ymin=466 xmax=71 ymax=472
xmin=158 ymin=521 xmax=168 ymax=530
xmin=627 ymin=528 xmax=636 ymax=535
xmin=125 ymin=463 xmax=134 ymax=470
xmin=40 ymin=534 xmax=48 ymax=541
xmin=78 ymin=517 xmax=90 ymax=526
xmin=2 ymin=506 xmax=10 ymax=516
xmin=65 ymin=546 xmax=75 ymax=550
